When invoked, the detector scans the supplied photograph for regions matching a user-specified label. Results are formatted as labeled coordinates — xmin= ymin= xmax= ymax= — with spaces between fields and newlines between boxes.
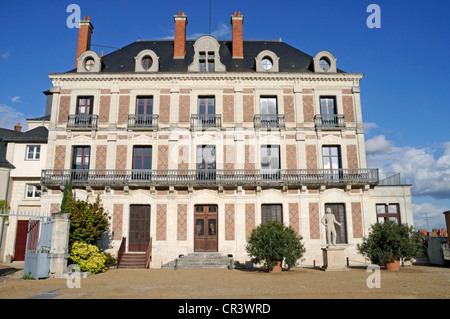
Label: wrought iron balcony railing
xmin=254 ymin=114 xmax=286 ymax=129
xmin=314 ymin=114 xmax=345 ymax=129
xmin=127 ymin=114 xmax=159 ymax=130
xmin=190 ymin=114 xmax=222 ymax=129
xmin=67 ymin=114 xmax=98 ymax=130
xmin=41 ymin=168 xmax=379 ymax=187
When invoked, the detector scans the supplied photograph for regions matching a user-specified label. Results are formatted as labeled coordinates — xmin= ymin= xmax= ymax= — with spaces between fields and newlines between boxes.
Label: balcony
xmin=67 ymin=114 xmax=98 ymax=130
xmin=127 ymin=114 xmax=159 ymax=130
xmin=254 ymin=114 xmax=286 ymax=129
xmin=314 ymin=114 xmax=345 ymax=129
xmin=41 ymin=168 xmax=379 ymax=188
xmin=190 ymin=114 xmax=222 ymax=130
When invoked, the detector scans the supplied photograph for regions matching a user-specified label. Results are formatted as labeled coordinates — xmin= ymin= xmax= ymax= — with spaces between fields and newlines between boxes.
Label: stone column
xmin=49 ymin=213 xmax=71 ymax=278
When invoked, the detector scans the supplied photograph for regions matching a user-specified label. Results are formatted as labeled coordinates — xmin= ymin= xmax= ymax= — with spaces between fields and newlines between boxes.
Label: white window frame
xmin=25 ymin=184 xmax=41 ymax=199
xmin=26 ymin=145 xmax=41 ymax=160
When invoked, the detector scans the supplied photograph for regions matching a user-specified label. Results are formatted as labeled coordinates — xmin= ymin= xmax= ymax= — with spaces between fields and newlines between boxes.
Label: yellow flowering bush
xmin=70 ymin=242 xmax=108 ymax=274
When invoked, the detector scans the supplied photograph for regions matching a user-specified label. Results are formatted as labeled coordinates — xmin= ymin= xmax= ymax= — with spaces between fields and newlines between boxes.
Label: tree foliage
xmin=246 ymin=220 xmax=306 ymax=270
xmin=357 ymin=220 xmax=422 ymax=264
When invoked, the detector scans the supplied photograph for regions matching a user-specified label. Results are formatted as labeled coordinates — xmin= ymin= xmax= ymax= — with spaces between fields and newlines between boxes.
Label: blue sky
xmin=0 ymin=0 xmax=449 ymax=230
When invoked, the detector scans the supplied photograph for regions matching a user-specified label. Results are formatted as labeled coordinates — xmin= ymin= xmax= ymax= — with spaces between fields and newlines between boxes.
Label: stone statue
xmin=321 ymin=207 xmax=342 ymax=246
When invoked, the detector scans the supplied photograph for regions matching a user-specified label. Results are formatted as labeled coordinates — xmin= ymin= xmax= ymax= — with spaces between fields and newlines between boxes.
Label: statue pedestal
xmin=321 ymin=246 xmax=348 ymax=271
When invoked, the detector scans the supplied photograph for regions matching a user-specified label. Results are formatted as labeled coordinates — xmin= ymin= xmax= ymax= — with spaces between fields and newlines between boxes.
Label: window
xmin=196 ymin=97 xmax=217 ymax=127
xmin=261 ymin=145 xmax=280 ymax=180
xmin=133 ymin=147 xmax=152 ymax=170
xmin=76 ymin=97 xmax=93 ymax=116
xmin=322 ymin=146 xmax=342 ymax=181
xmin=320 ymin=97 xmax=337 ymax=117
xmin=136 ymin=97 xmax=153 ymax=115
xmin=376 ymin=204 xmax=401 ymax=224
xmin=199 ymin=51 xmax=215 ymax=72
xmin=261 ymin=204 xmax=283 ymax=224
xmin=319 ymin=58 xmax=330 ymax=71
xmin=196 ymin=145 xmax=216 ymax=181
xmin=26 ymin=145 xmax=41 ymax=160
xmin=72 ymin=146 xmax=90 ymax=180
xmin=260 ymin=97 xmax=277 ymax=115
xmin=26 ymin=184 xmax=40 ymax=198
xmin=141 ymin=56 xmax=153 ymax=71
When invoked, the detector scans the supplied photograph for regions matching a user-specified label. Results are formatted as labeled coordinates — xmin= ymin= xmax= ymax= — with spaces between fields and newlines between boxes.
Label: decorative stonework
xmin=286 ymin=145 xmax=297 ymax=170
xmin=159 ymin=95 xmax=171 ymax=123
xmin=158 ymin=145 xmax=169 ymax=170
xmin=178 ymin=145 xmax=189 ymax=170
xmin=156 ymin=204 xmax=167 ymax=241
xmin=245 ymin=203 xmax=255 ymax=240
xmin=179 ymin=95 xmax=190 ymax=123
xmin=118 ymin=96 xmax=130 ymax=124
xmin=58 ymin=96 xmax=71 ymax=123
xmin=309 ymin=203 xmax=320 ymax=239
xmin=54 ymin=145 xmax=66 ymax=170
xmin=50 ymin=203 xmax=60 ymax=214
xmin=115 ymin=145 xmax=127 ymax=170
xmin=289 ymin=203 xmax=300 ymax=234
xmin=225 ymin=203 xmax=235 ymax=240
xmin=113 ymin=204 xmax=123 ymax=240
xmin=351 ymin=202 xmax=363 ymax=239
xmin=95 ymin=145 xmax=107 ymax=170
xmin=223 ymin=95 xmax=235 ymax=123
xmin=177 ymin=204 xmax=187 ymax=241
xmin=343 ymin=95 xmax=355 ymax=122
xmin=243 ymin=95 xmax=254 ymax=122
xmin=303 ymin=95 xmax=314 ymax=122
xmin=283 ymin=95 xmax=295 ymax=122
xmin=305 ymin=145 xmax=317 ymax=170
xmin=245 ymin=145 xmax=255 ymax=170
xmin=99 ymin=95 xmax=111 ymax=123
xmin=224 ymin=145 xmax=235 ymax=171
xmin=346 ymin=145 xmax=359 ymax=169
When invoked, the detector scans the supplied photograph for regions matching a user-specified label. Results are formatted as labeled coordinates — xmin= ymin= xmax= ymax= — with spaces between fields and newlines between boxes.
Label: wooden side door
xmin=129 ymin=205 xmax=151 ymax=252
xmin=194 ymin=205 xmax=218 ymax=252
xmin=14 ymin=221 xmax=29 ymax=261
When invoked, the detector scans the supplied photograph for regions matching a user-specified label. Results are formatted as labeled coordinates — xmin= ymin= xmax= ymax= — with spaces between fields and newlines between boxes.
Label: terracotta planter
xmin=271 ymin=261 xmax=283 ymax=273
xmin=385 ymin=259 xmax=400 ymax=271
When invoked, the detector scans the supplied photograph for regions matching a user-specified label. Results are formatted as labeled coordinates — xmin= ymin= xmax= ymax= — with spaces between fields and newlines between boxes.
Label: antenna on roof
xmin=209 ymin=0 xmax=212 ymax=35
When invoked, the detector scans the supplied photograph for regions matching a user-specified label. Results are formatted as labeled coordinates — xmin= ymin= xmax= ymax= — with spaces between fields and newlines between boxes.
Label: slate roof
xmin=67 ymin=40 xmax=345 ymax=74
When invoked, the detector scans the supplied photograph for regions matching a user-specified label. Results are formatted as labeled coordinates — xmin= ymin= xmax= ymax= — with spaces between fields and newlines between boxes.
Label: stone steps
xmin=117 ymin=253 xmax=147 ymax=269
xmin=162 ymin=253 xmax=233 ymax=269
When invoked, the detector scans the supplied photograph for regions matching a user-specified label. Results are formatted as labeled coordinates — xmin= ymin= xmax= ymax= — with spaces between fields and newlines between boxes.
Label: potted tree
xmin=357 ymin=220 xmax=422 ymax=271
xmin=246 ymin=220 xmax=305 ymax=272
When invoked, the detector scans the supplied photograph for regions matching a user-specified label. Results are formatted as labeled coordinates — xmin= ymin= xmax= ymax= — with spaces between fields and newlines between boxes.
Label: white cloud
xmin=365 ymin=135 xmax=393 ymax=154
xmin=366 ymin=136 xmax=450 ymax=200
xmin=1 ymin=50 xmax=10 ymax=60
xmin=8 ymin=96 xmax=21 ymax=103
xmin=412 ymin=201 xmax=449 ymax=230
xmin=0 ymin=104 xmax=27 ymax=131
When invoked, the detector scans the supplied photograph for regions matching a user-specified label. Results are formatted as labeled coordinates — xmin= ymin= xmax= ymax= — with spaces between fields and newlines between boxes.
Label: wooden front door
xmin=129 ymin=205 xmax=151 ymax=252
xmin=194 ymin=205 xmax=218 ymax=252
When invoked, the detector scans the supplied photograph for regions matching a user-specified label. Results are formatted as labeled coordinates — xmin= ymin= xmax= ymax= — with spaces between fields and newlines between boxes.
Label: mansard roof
xmin=66 ymin=39 xmax=345 ymax=74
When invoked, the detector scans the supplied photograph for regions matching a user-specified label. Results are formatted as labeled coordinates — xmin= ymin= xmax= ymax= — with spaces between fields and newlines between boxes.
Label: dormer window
xmin=188 ymin=36 xmax=226 ymax=72
xmin=135 ymin=50 xmax=159 ymax=72
xmin=77 ymin=51 xmax=101 ymax=73
xmin=255 ymin=50 xmax=279 ymax=72
xmin=319 ymin=58 xmax=330 ymax=71
xmin=313 ymin=51 xmax=337 ymax=73
xmin=141 ymin=56 xmax=153 ymax=71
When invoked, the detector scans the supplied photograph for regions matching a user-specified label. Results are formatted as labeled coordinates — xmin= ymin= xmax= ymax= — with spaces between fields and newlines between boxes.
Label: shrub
xmin=69 ymin=196 xmax=110 ymax=248
xmin=357 ymin=220 xmax=422 ymax=264
xmin=246 ymin=220 xmax=306 ymax=270
xmin=70 ymin=242 xmax=108 ymax=274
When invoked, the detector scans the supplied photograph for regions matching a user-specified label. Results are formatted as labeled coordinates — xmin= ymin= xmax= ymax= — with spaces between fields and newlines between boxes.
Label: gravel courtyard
xmin=0 ymin=264 xmax=449 ymax=299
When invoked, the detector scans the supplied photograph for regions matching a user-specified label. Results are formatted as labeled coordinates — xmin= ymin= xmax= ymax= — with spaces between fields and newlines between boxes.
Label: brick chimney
xmin=231 ymin=11 xmax=244 ymax=59
xmin=75 ymin=16 xmax=94 ymax=68
xmin=173 ymin=12 xmax=188 ymax=59
xmin=14 ymin=123 xmax=22 ymax=132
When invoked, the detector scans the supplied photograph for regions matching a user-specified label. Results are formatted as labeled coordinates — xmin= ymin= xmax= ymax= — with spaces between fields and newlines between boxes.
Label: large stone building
xmin=37 ymin=12 xmax=413 ymax=268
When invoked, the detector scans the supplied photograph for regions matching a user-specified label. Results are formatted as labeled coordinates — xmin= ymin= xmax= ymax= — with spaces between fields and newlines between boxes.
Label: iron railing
xmin=127 ymin=114 xmax=159 ymax=130
xmin=190 ymin=114 xmax=222 ymax=129
xmin=254 ymin=114 xmax=286 ymax=129
xmin=314 ymin=114 xmax=345 ymax=129
xmin=41 ymin=168 xmax=379 ymax=187
xmin=67 ymin=114 xmax=98 ymax=130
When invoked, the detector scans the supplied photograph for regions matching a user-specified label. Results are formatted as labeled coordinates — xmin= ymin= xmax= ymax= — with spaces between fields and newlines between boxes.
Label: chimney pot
xmin=14 ymin=123 xmax=22 ymax=132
